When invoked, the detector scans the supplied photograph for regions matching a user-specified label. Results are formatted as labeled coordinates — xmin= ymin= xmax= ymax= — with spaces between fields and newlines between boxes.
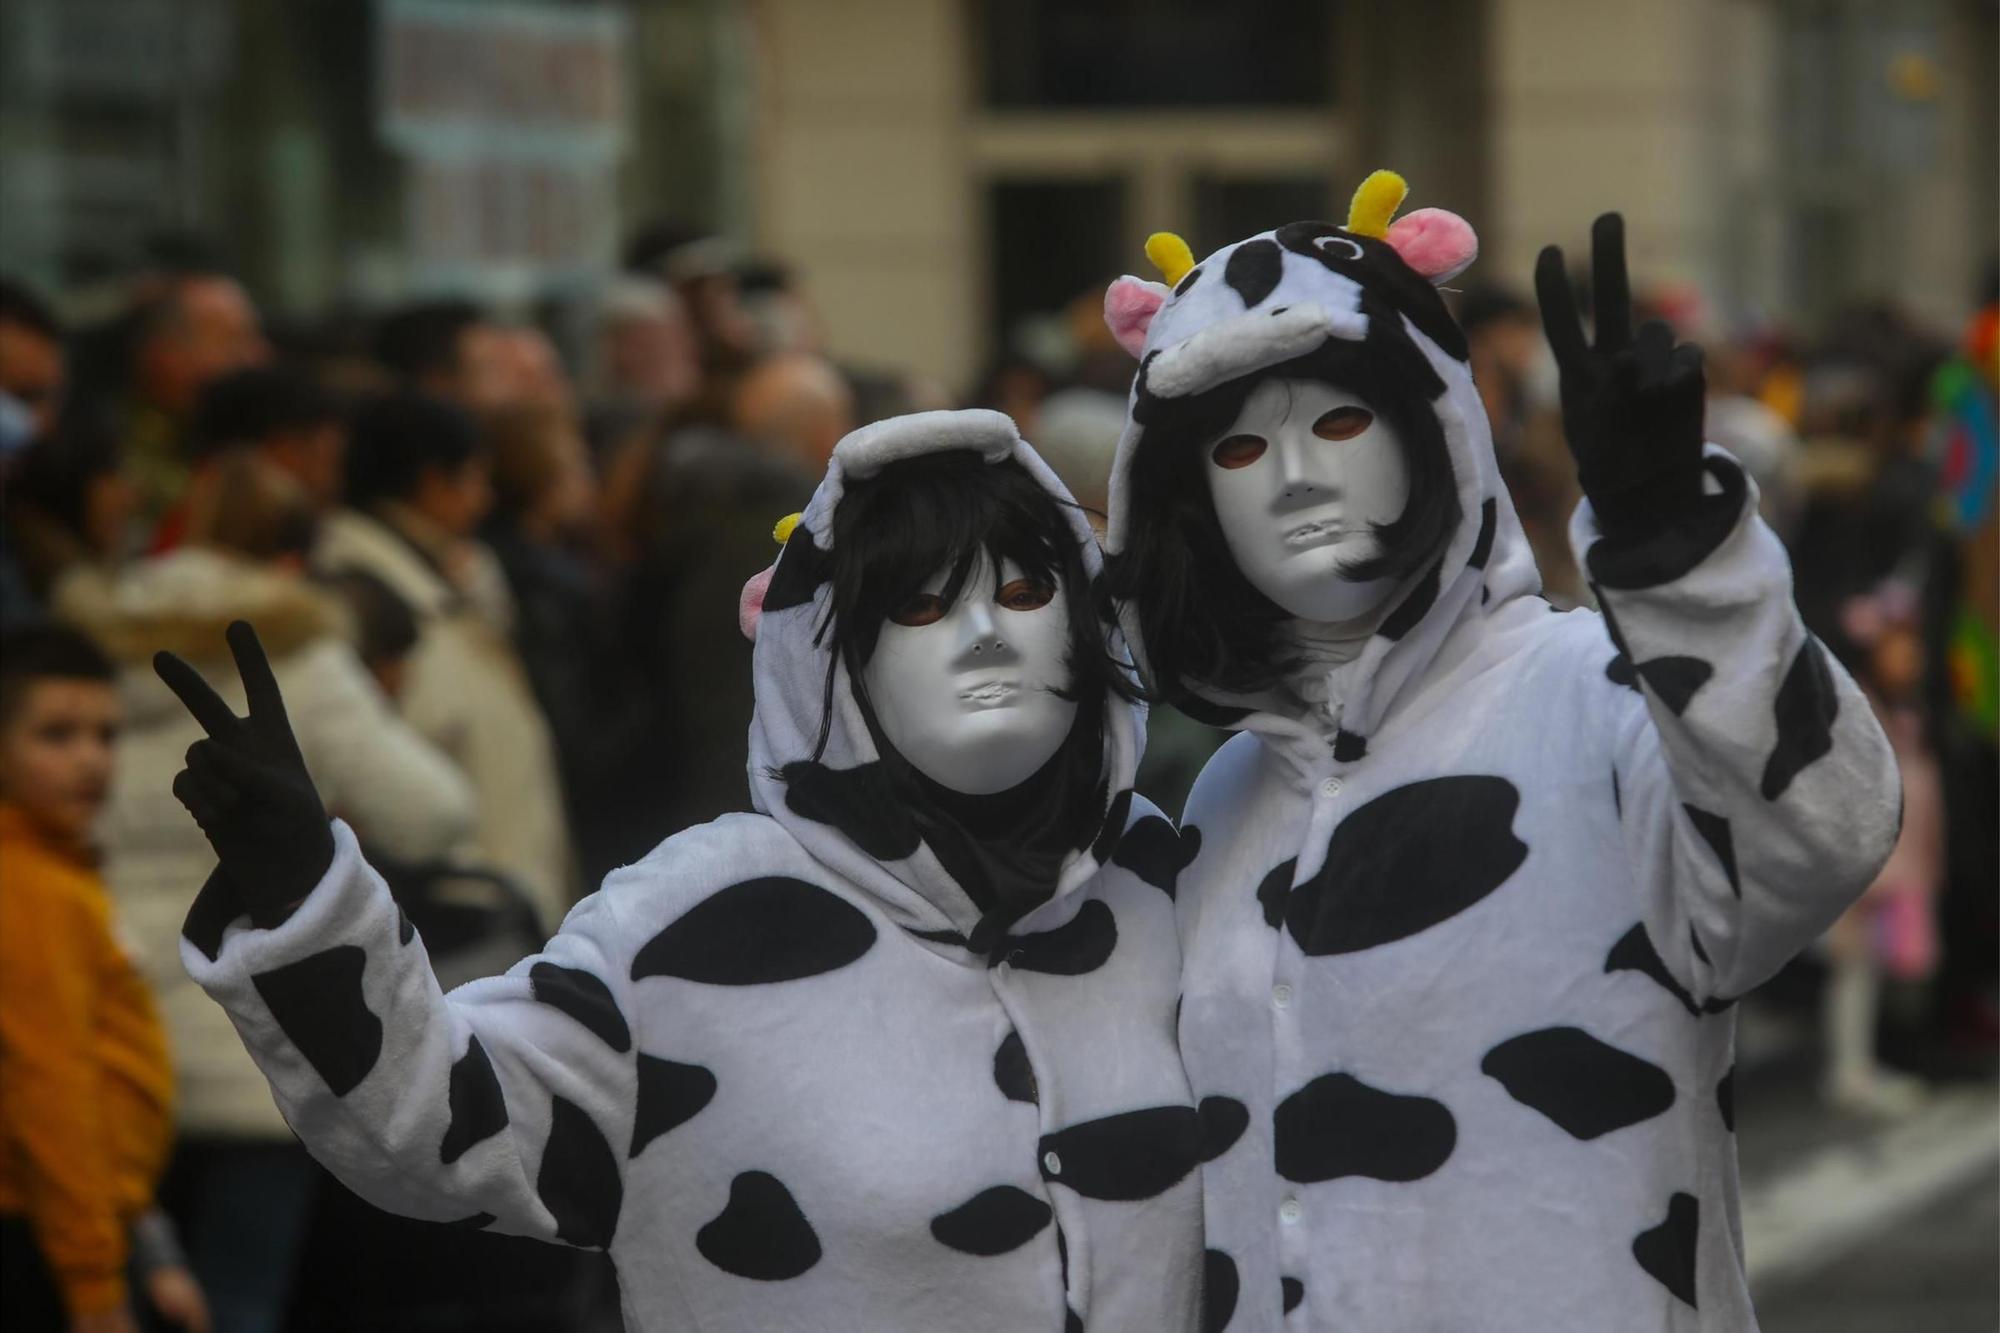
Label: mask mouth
xmin=957 ymin=679 xmax=1021 ymax=708
xmin=1282 ymin=517 xmax=1350 ymax=549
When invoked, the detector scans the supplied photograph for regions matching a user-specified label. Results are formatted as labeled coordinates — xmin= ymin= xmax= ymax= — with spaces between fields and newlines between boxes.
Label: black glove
xmin=155 ymin=620 xmax=334 ymax=926
xmin=1534 ymin=213 xmax=1707 ymax=536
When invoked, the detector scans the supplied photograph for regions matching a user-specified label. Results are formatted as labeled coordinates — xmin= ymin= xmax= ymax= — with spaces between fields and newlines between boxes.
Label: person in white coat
xmin=155 ymin=412 xmax=1206 ymax=1333
xmin=58 ymin=451 xmax=474 ymax=1333
xmin=313 ymin=391 xmax=575 ymax=926
xmin=1099 ymin=174 xmax=1901 ymax=1331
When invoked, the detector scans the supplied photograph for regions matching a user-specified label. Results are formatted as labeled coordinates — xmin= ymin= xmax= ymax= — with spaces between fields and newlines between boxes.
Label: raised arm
xmin=1537 ymin=217 xmax=1900 ymax=1004
xmin=158 ymin=623 xmax=637 ymax=1249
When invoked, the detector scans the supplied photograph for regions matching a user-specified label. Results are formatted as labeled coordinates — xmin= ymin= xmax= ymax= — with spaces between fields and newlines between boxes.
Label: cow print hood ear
xmin=745 ymin=409 xmax=1146 ymax=943
xmin=1103 ymin=172 xmax=1545 ymax=772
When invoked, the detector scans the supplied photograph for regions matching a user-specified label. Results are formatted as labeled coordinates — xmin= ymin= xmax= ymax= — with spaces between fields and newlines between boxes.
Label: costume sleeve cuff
xmin=1574 ymin=446 xmax=1753 ymax=592
xmin=181 ymin=820 xmax=391 ymax=975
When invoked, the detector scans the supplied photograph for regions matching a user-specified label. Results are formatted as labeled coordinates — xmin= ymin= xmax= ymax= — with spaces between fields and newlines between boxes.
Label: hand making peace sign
xmin=155 ymin=621 xmax=334 ymax=924
xmin=1534 ymin=212 xmax=1709 ymax=535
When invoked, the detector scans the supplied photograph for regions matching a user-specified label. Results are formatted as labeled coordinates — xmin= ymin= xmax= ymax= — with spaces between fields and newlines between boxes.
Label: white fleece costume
xmin=1103 ymin=221 xmax=1900 ymax=1331
xmin=180 ymin=411 xmax=1204 ymax=1333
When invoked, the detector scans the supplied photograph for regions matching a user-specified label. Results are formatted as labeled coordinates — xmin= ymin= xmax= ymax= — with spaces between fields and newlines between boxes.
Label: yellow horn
xmin=773 ymin=512 xmax=803 ymax=545
xmin=1346 ymin=170 xmax=1408 ymax=239
xmin=1145 ymin=232 xmax=1196 ymax=287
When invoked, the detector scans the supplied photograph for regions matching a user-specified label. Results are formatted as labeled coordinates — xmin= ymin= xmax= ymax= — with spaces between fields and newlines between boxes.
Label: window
xmin=980 ymin=0 xmax=1335 ymax=109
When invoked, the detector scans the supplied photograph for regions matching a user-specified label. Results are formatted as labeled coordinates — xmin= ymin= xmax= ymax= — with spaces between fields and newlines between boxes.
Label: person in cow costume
xmin=1100 ymin=172 xmax=1901 ymax=1331
xmin=153 ymin=411 xmax=1208 ymax=1332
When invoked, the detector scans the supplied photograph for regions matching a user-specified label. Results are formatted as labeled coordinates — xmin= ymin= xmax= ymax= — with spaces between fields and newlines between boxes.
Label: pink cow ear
xmin=738 ymin=565 xmax=775 ymax=642
xmin=1104 ymin=276 xmax=1171 ymax=358
xmin=1384 ymin=208 xmax=1479 ymax=285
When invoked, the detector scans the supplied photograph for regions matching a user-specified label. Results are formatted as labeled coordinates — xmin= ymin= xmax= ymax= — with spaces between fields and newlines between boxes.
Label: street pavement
xmin=1736 ymin=1004 xmax=1999 ymax=1333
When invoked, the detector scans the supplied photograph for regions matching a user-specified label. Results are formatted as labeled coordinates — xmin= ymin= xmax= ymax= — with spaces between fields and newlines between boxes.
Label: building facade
xmin=1 ymin=0 xmax=1990 ymax=390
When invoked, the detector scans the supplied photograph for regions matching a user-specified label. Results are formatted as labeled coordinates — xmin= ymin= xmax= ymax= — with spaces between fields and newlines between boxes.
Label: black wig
xmin=1106 ymin=324 xmax=1460 ymax=702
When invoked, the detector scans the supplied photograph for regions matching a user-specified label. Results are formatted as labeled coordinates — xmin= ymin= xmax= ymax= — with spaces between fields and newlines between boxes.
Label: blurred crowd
xmin=0 ymin=222 xmax=1993 ymax=1331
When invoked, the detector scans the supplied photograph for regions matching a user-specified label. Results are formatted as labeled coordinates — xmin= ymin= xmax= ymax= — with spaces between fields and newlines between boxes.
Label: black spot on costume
xmin=1112 ymin=814 xmax=1197 ymax=898
xmin=1631 ymin=1192 xmax=1700 ymax=1308
xmin=1039 ymin=1105 xmax=1203 ymax=1201
xmin=537 ymin=1096 xmax=622 ymax=1249
xmin=1682 ymin=804 xmax=1741 ymax=897
xmin=250 ymin=946 xmax=381 ymax=1096
xmin=1273 ymin=1073 xmax=1456 ymax=1183
xmin=999 ymin=899 xmax=1118 ymax=976
xmin=1197 ymin=1095 xmax=1249 ymax=1162
xmin=439 ymin=1035 xmax=508 ymax=1164
xmin=630 ymin=1054 xmax=717 ymax=1156
xmin=631 ymin=876 xmax=878 ymax=985
xmin=531 ymin=961 xmax=631 ymax=1051
xmin=1762 ymin=636 xmax=1840 ymax=800
xmin=696 ymin=1171 xmax=821 ymax=1280
xmin=1222 ymin=240 xmax=1284 ymax=309
xmin=781 ymin=760 xmax=923 ymax=861
xmin=993 ymin=1029 xmax=1038 ymax=1105
xmin=929 ymin=1186 xmax=1052 ymax=1257
xmin=1202 ymin=1249 xmax=1239 ymax=1333
xmin=1480 ymin=1027 xmax=1676 ymax=1140
xmin=1283 ymin=777 xmax=1527 ymax=956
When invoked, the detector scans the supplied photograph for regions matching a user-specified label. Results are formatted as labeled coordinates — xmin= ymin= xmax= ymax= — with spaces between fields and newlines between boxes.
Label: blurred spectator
xmin=58 ymin=452 xmax=473 ymax=1333
xmin=0 ymin=281 xmax=70 ymax=627
xmin=1920 ymin=277 xmax=2000 ymax=1064
xmin=1705 ymin=334 xmax=1805 ymax=540
xmin=0 ymin=623 xmax=206 ymax=1333
xmin=736 ymin=257 xmax=823 ymax=357
xmin=482 ymin=405 xmax=652 ymax=882
xmin=482 ymin=406 xmax=597 ymax=608
xmin=126 ymin=276 xmax=266 ymax=424
xmin=1459 ymin=285 xmax=1541 ymax=459
xmin=1457 ymin=281 xmax=1588 ymax=605
xmin=1821 ymin=582 xmax=1944 ymax=1117
xmin=586 ymin=274 xmax=702 ymax=426
xmin=317 ymin=569 xmax=419 ymax=703
xmin=1789 ymin=307 xmax=1948 ymax=640
xmin=610 ymin=414 xmax=813 ymax=847
xmin=148 ymin=367 xmax=347 ymax=557
xmin=2 ymin=422 xmax=139 ymax=621
xmin=315 ymin=393 xmax=575 ymax=924
xmin=624 ymin=220 xmax=759 ymax=423
xmin=370 ymin=300 xmax=513 ymax=414
xmin=973 ymin=354 xmax=1054 ymax=442
xmin=730 ymin=352 xmax=855 ymax=477
xmin=189 ymin=367 xmax=346 ymax=513
xmin=110 ymin=272 xmax=269 ymax=528
xmin=0 ymin=277 xmax=67 ymax=444
xmin=1032 ymin=385 xmax=1123 ymax=515
xmin=265 ymin=309 xmax=392 ymax=404
xmin=491 ymin=325 xmax=575 ymax=412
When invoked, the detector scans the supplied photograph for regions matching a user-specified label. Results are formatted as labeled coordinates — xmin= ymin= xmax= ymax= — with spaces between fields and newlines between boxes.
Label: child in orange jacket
xmin=0 ymin=624 xmax=206 ymax=1333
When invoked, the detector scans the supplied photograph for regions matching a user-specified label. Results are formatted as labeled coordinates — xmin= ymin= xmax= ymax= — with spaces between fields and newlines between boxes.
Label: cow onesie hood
xmin=181 ymin=410 xmax=1206 ymax=1333
xmin=1102 ymin=182 xmax=1899 ymax=1331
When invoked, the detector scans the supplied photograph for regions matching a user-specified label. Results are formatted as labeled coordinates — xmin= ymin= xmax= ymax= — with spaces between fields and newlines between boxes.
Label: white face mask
xmin=1205 ymin=377 xmax=1411 ymax=624
xmin=861 ymin=554 xmax=1080 ymax=795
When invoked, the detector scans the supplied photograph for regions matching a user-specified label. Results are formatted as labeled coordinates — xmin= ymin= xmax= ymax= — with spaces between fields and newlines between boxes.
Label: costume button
xmin=1279 ymin=1197 xmax=1303 ymax=1225
xmin=1320 ymin=777 xmax=1343 ymax=798
xmin=1043 ymin=1151 xmax=1062 ymax=1176
xmin=1272 ymin=984 xmax=1293 ymax=1010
